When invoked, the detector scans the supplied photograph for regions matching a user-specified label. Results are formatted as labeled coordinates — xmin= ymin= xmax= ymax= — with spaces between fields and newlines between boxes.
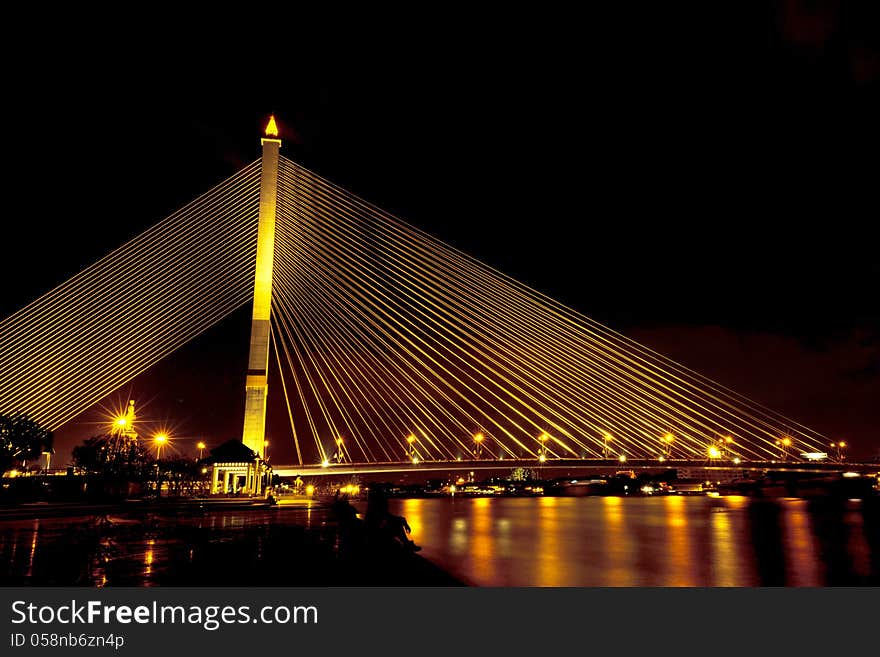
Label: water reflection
xmin=144 ymin=539 xmax=154 ymax=579
xmin=0 ymin=506 xmax=335 ymax=586
xmin=781 ymin=500 xmax=820 ymax=586
xmin=469 ymin=497 xmax=496 ymax=583
xmin=709 ymin=501 xmax=746 ymax=586
xmin=2 ymin=497 xmax=878 ymax=587
xmin=602 ymin=497 xmax=635 ymax=586
xmin=26 ymin=521 xmax=38 ymax=579
xmin=663 ymin=496 xmax=691 ymax=586
xmin=537 ymin=497 xmax=561 ymax=586
xmin=844 ymin=503 xmax=871 ymax=580
xmin=388 ymin=496 xmax=880 ymax=587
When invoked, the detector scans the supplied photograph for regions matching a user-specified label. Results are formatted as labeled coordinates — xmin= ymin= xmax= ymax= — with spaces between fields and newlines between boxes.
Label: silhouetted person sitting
xmin=364 ymin=486 xmax=420 ymax=552
xmin=330 ymin=491 xmax=364 ymax=559
xmin=386 ymin=512 xmax=420 ymax=551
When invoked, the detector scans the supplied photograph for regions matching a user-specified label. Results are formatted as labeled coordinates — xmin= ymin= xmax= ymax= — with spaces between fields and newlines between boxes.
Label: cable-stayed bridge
xmin=0 ymin=119 xmax=857 ymax=488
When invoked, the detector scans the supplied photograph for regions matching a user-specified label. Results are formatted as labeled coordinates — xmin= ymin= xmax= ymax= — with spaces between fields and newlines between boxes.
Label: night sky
xmin=2 ymin=3 xmax=878 ymax=463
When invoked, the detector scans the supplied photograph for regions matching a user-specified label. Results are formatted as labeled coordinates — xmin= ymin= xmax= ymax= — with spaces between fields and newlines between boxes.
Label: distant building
xmin=675 ymin=467 xmax=745 ymax=484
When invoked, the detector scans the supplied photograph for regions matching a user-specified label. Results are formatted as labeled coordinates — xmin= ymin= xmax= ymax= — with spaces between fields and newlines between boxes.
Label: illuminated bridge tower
xmin=241 ymin=116 xmax=281 ymax=473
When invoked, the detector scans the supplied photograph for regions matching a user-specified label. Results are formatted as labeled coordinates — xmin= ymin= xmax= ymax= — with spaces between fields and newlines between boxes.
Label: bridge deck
xmin=272 ymin=458 xmax=874 ymax=478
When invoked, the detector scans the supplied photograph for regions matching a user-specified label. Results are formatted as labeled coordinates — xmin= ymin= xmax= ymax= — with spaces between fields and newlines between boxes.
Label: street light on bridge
xmin=473 ymin=432 xmax=484 ymax=460
xmin=711 ymin=435 xmax=735 ymax=461
xmin=407 ymin=434 xmax=417 ymax=461
xmin=660 ymin=433 xmax=674 ymax=459
xmin=776 ymin=436 xmax=792 ymax=461
xmin=334 ymin=437 xmax=346 ymax=464
xmin=538 ymin=432 xmax=550 ymax=462
xmin=602 ymin=432 xmax=612 ymax=459
xmin=197 ymin=441 xmax=206 ymax=460
xmin=830 ymin=441 xmax=847 ymax=462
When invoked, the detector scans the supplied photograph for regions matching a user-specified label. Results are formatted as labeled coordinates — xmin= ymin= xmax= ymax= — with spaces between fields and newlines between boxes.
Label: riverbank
xmin=0 ymin=496 xmax=276 ymax=521
xmin=0 ymin=502 xmax=463 ymax=586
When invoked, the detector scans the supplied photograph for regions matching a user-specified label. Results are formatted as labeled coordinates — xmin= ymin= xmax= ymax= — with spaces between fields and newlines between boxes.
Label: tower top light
xmin=265 ymin=115 xmax=279 ymax=137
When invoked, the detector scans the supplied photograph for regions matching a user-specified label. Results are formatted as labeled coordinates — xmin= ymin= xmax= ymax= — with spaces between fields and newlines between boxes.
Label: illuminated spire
xmin=265 ymin=115 xmax=279 ymax=138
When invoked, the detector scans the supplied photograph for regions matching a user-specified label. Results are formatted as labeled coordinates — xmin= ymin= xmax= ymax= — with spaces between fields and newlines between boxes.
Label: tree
xmin=157 ymin=457 xmax=208 ymax=496
xmin=72 ymin=434 xmax=150 ymax=481
xmin=0 ymin=413 xmax=53 ymax=473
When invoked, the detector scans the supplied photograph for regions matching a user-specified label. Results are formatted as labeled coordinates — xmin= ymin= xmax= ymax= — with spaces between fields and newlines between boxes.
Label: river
xmin=1 ymin=496 xmax=877 ymax=586
xmin=388 ymin=495 xmax=880 ymax=586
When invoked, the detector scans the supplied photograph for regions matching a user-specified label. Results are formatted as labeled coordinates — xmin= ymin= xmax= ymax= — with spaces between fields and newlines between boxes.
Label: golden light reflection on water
xmin=710 ymin=505 xmax=738 ymax=586
xmin=449 ymin=516 xmax=468 ymax=555
xmin=2 ymin=498 xmax=876 ymax=587
xmin=725 ymin=495 xmax=748 ymax=510
xmin=144 ymin=539 xmax=154 ymax=578
xmin=26 ymin=520 xmax=39 ymax=579
xmin=401 ymin=498 xmax=423 ymax=538
xmin=663 ymin=495 xmax=691 ymax=586
xmin=536 ymin=496 xmax=562 ymax=586
xmin=602 ymin=497 xmax=635 ymax=586
xmin=780 ymin=500 xmax=820 ymax=586
xmin=470 ymin=497 xmax=496 ymax=583
xmin=496 ymin=517 xmax=512 ymax=559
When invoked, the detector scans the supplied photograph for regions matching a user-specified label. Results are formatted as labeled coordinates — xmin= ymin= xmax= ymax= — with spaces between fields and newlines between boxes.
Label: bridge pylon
xmin=241 ymin=116 xmax=281 ymax=469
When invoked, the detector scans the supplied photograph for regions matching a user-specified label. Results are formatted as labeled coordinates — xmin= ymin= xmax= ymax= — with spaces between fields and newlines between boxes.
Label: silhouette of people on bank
xmin=329 ymin=491 xmax=364 ymax=560
xmin=365 ymin=486 xmax=420 ymax=552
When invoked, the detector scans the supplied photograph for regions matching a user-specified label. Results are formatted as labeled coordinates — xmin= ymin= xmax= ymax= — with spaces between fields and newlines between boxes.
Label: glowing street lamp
xmin=719 ymin=435 xmax=736 ymax=461
xmin=334 ymin=437 xmax=345 ymax=464
xmin=707 ymin=445 xmax=721 ymax=460
xmin=830 ymin=441 xmax=847 ymax=462
xmin=660 ymin=433 xmax=674 ymax=458
xmin=112 ymin=400 xmax=138 ymax=441
xmin=538 ymin=432 xmax=550 ymax=462
xmin=473 ymin=432 xmax=484 ymax=460
xmin=197 ymin=441 xmax=206 ymax=460
xmin=776 ymin=436 xmax=792 ymax=461
xmin=602 ymin=432 xmax=613 ymax=459
xmin=407 ymin=434 xmax=417 ymax=461
xmin=153 ymin=433 xmax=168 ymax=460
xmin=618 ymin=454 xmax=627 ymax=463
xmin=263 ymin=440 xmax=270 ymax=459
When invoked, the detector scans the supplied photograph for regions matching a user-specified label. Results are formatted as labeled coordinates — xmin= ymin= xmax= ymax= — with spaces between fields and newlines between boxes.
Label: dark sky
xmin=2 ymin=2 xmax=878 ymax=462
